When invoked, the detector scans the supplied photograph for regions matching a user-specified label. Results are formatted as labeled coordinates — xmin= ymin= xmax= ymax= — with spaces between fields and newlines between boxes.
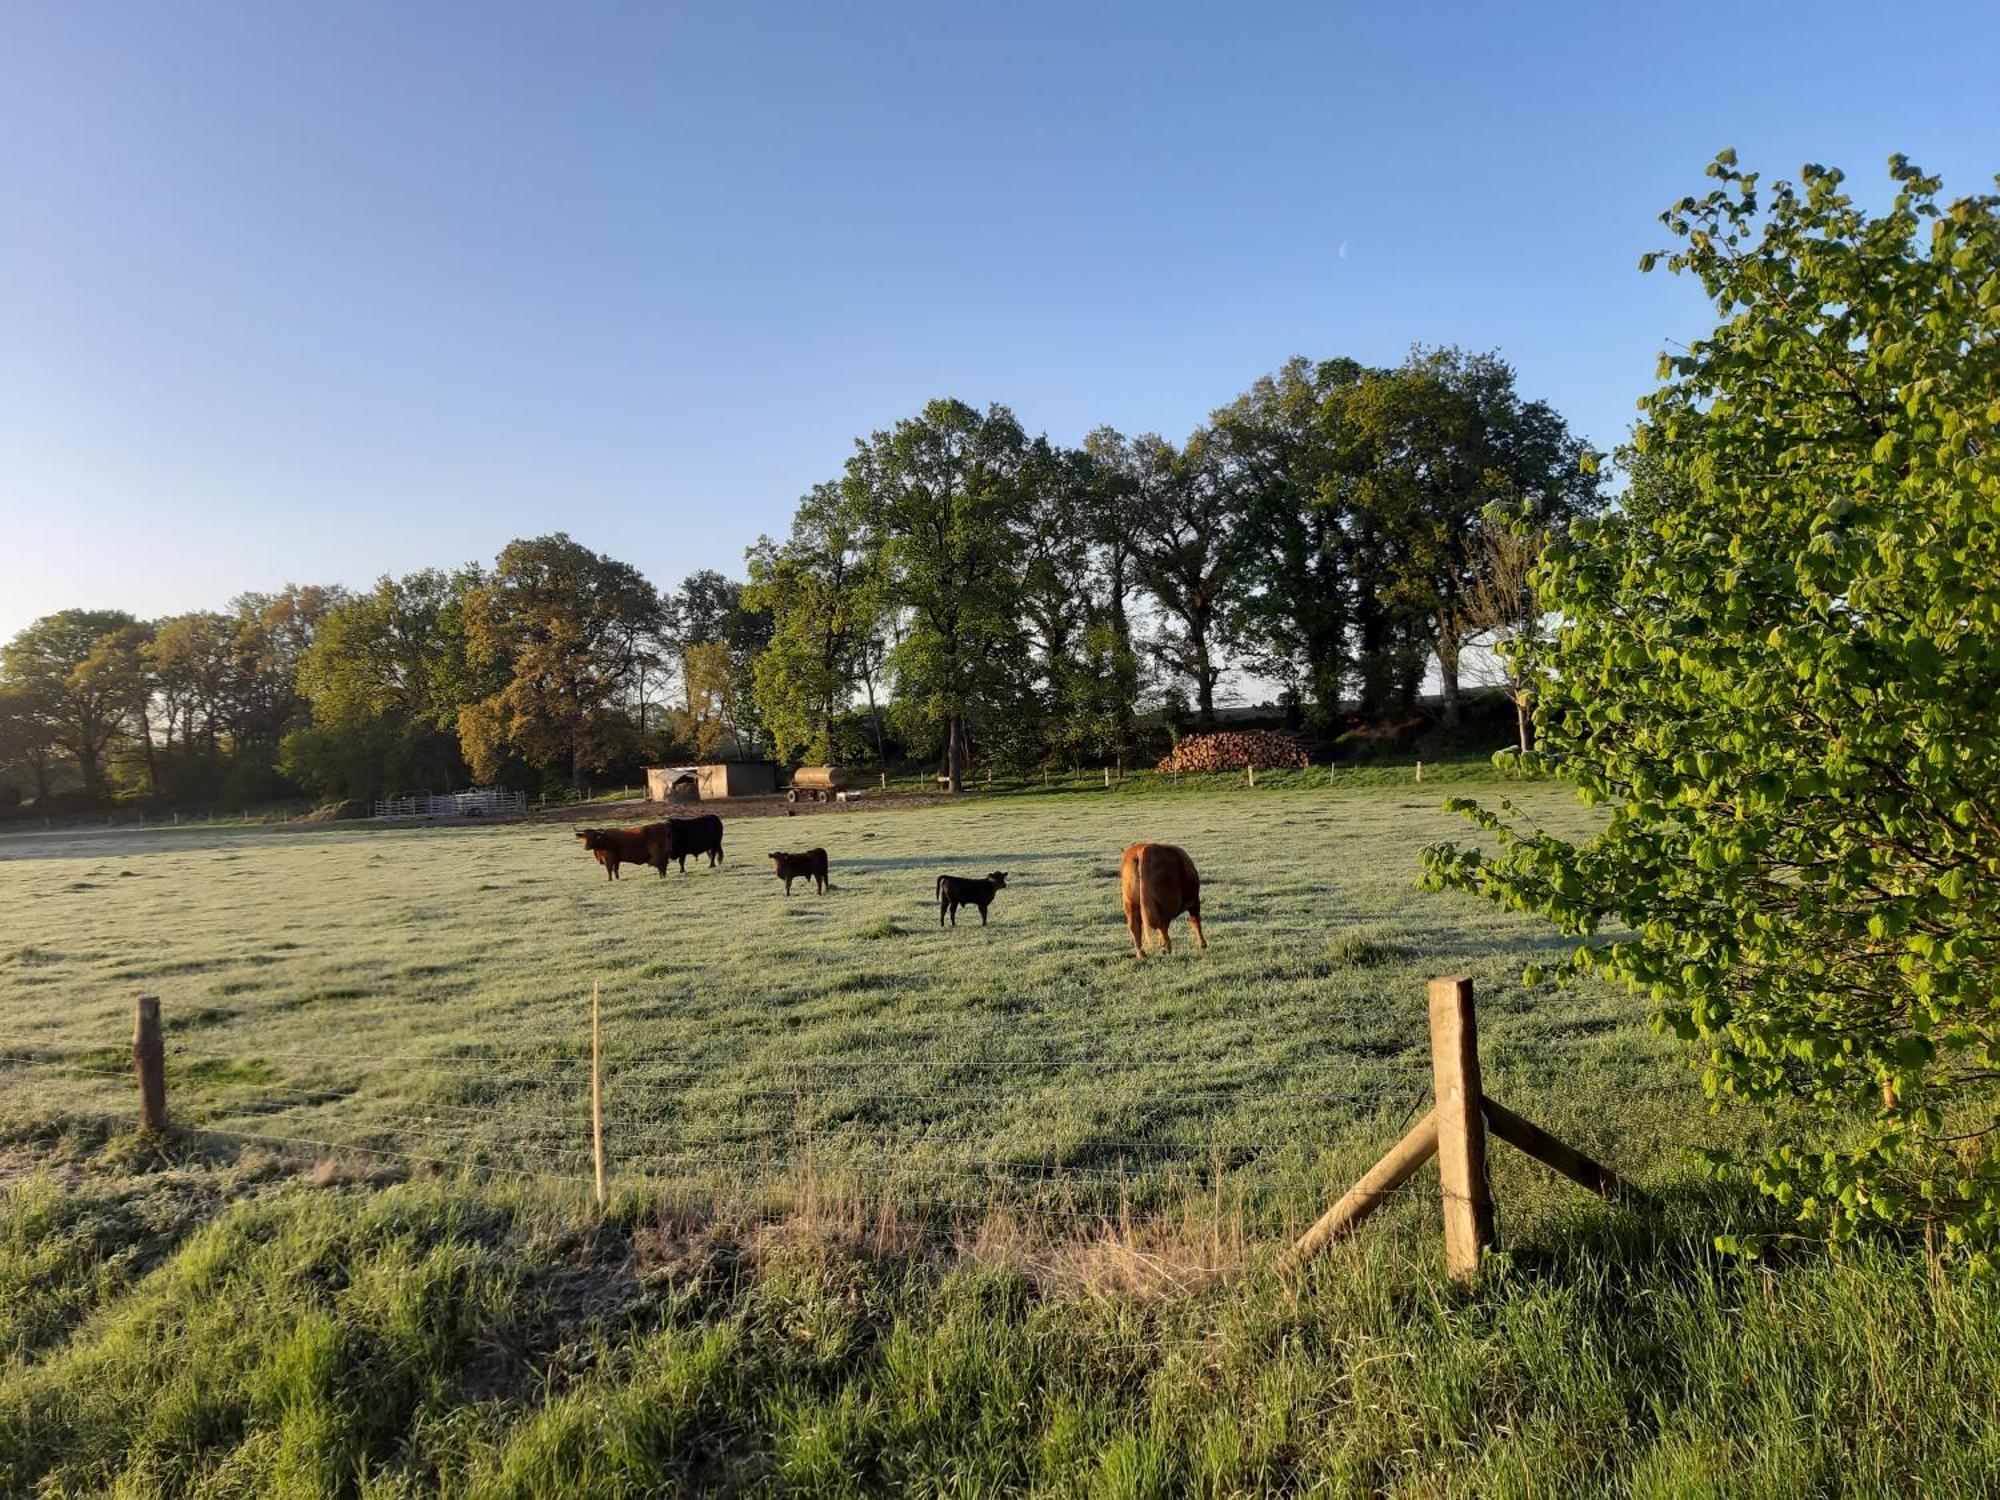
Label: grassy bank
xmin=2 ymin=1141 xmax=1993 ymax=1497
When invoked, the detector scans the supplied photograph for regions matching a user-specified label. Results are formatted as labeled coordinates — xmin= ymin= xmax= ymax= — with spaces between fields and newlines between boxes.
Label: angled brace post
xmin=1285 ymin=977 xmax=1649 ymax=1282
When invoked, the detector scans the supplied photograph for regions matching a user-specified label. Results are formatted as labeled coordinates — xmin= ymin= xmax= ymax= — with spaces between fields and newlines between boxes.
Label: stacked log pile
xmin=1157 ymin=730 xmax=1311 ymax=773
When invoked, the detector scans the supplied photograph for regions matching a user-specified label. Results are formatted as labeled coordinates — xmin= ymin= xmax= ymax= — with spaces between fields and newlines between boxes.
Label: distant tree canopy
xmin=457 ymin=535 xmax=664 ymax=789
xmin=0 ymin=343 xmax=1597 ymax=808
xmin=2 ymin=609 xmax=141 ymax=797
xmin=282 ymin=568 xmax=491 ymax=801
xmin=1424 ymin=155 xmax=2000 ymax=1259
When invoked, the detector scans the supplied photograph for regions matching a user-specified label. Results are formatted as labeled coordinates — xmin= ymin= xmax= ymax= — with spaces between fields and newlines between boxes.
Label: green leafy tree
xmin=1423 ymin=154 xmax=2000 ymax=1259
xmin=745 ymin=482 xmax=885 ymax=765
xmin=1456 ymin=514 xmax=1550 ymax=756
xmin=0 ymin=680 xmax=58 ymax=803
xmin=1079 ymin=428 xmax=1148 ymax=766
xmin=1208 ymin=356 xmax=1370 ymax=727
xmin=844 ymin=399 xmax=1029 ymax=790
xmin=224 ymin=585 xmax=343 ymax=763
xmin=0 ymin=610 xmax=139 ymax=797
xmin=668 ymin=569 xmax=771 ymax=754
xmin=458 ymin=535 xmax=663 ymax=788
xmin=1347 ymin=348 xmax=1599 ymax=726
xmin=147 ymin=611 xmax=237 ymax=766
xmin=680 ymin=639 xmax=754 ymax=760
xmin=1123 ymin=430 xmax=1246 ymax=728
xmin=1017 ymin=438 xmax=1112 ymax=768
xmin=77 ymin=623 xmax=162 ymax=799
xmin=284 ymin=568 xmax=488 ymax=799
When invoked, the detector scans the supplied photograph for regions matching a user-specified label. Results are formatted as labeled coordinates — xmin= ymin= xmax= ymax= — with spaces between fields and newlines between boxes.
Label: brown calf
xmin=1119 ymin=842 xmax=1207 ymax=959
xmin=575 ymin=824 xmax=669 ymax=880
xmin=769 ymin=848 xmax=829 ymax=895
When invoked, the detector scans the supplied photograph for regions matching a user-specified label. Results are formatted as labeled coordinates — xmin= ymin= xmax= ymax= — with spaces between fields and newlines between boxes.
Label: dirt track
xmin=533 ymin=790 xmax=963 ymax=826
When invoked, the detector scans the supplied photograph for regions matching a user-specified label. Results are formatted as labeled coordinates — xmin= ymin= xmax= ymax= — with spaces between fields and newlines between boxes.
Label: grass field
xmin=2 ymin=778 xmax=1995 ymax=1496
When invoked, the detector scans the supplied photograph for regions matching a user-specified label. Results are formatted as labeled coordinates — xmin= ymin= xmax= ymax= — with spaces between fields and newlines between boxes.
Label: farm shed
xmin=696 ymin=761 xmax=778 ymax=799
xmin=645 ymin=766 xmax=701 ymax=802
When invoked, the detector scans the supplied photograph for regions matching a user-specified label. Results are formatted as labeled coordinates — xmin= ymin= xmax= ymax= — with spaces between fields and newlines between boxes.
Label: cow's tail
xmin=935 ymin=875 xmax=946 ymax=901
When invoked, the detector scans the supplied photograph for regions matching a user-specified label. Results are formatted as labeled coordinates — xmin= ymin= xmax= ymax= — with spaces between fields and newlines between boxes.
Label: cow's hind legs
xmin=1126 ymin=903 xmax=1147 ymax=960
xmin=1187 ymin=909 xmax=1208 ymax=950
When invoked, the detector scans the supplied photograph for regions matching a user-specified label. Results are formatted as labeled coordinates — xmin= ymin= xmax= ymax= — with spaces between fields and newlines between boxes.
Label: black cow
xmin=661 ymin=814 xmax=725 ymax=872
xmin=937 ymin=871 xmax=1008 ymax=927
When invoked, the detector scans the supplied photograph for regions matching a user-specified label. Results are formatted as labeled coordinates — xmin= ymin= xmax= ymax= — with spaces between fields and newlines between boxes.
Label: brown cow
xmin=769 ymin=848 xmax=829 ymax=895
xmin=574 ymin=824 xmax=669 ymax=880
xmin=1119 ymin=842 xmax=1207 ymax=959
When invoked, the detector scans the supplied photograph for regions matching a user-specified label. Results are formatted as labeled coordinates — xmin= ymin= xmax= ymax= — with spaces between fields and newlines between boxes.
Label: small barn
xmin=645 ymin=766 xmax=701 ymax=803
xmin=696 ymin=761 xmax=778 ymax=799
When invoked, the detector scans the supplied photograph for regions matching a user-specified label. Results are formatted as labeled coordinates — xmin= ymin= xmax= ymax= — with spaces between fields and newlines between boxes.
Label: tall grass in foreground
xmin=1 ymin=1141 xmax=1994 ymax=1499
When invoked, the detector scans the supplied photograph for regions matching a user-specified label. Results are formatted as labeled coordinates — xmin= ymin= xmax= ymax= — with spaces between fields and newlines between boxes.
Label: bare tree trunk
xmin=862 ymin=670 xmax=887 ymax=767
xmin=1437 ymin=631 xmax=1462 ymax=728
xmin=136 ymin=707 xmax=161 ymax=800
xmin=1395 ymin=638 xmax=1423 ymax=711
xmin=1193 ymin=623 xmax=1218 ymax=728
xmin=1515 ymin=689 xmax=1532 ymax=755
xmin=945 ymin=715 xmax=966 ymax=792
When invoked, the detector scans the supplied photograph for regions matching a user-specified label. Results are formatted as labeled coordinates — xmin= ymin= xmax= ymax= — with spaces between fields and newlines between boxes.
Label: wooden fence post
xmin=591 ymin=980 xmax=607 ymax=1211
xmin=132 ymin=995 xmax=166 ymax=1134
xmin=1287 ymin=975 xmax=1647 ymax=1278
xmin=1429 ymin=977 xmax=1494 ymax=1280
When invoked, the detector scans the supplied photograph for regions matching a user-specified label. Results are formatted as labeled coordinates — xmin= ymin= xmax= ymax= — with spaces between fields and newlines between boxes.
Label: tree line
xmin=0 ymin=346 xmax=1599 ymax=809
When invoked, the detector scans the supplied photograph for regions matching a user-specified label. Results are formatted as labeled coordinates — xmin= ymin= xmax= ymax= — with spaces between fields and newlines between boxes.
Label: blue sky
xmin=2 ymin=2 xmax=1995 ymax=642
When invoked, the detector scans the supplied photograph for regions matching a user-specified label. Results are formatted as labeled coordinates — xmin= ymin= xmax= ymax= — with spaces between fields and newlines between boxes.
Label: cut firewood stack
xmin=1156 ymin=730 xmax=1311 ymax=773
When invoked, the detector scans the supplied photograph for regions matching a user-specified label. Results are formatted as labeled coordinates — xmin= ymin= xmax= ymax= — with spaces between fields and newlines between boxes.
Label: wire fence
xmin=370 ymin=790 xmax=529 ymax=821
xmin=0 ymin=1005 xmax=1703 ymax=1259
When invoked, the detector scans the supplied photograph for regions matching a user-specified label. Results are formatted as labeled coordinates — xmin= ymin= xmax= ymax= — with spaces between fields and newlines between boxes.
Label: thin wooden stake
xmin=1280 ymin=1110 xmax=1439 ymax=1272
xmin=1429 ymin=976 xmax=1493 ymax=1280
xmin=133 ymin=995 xmax=166 ymax=1134
xmin=590 ymin=980 xmax=607 ymax=1211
